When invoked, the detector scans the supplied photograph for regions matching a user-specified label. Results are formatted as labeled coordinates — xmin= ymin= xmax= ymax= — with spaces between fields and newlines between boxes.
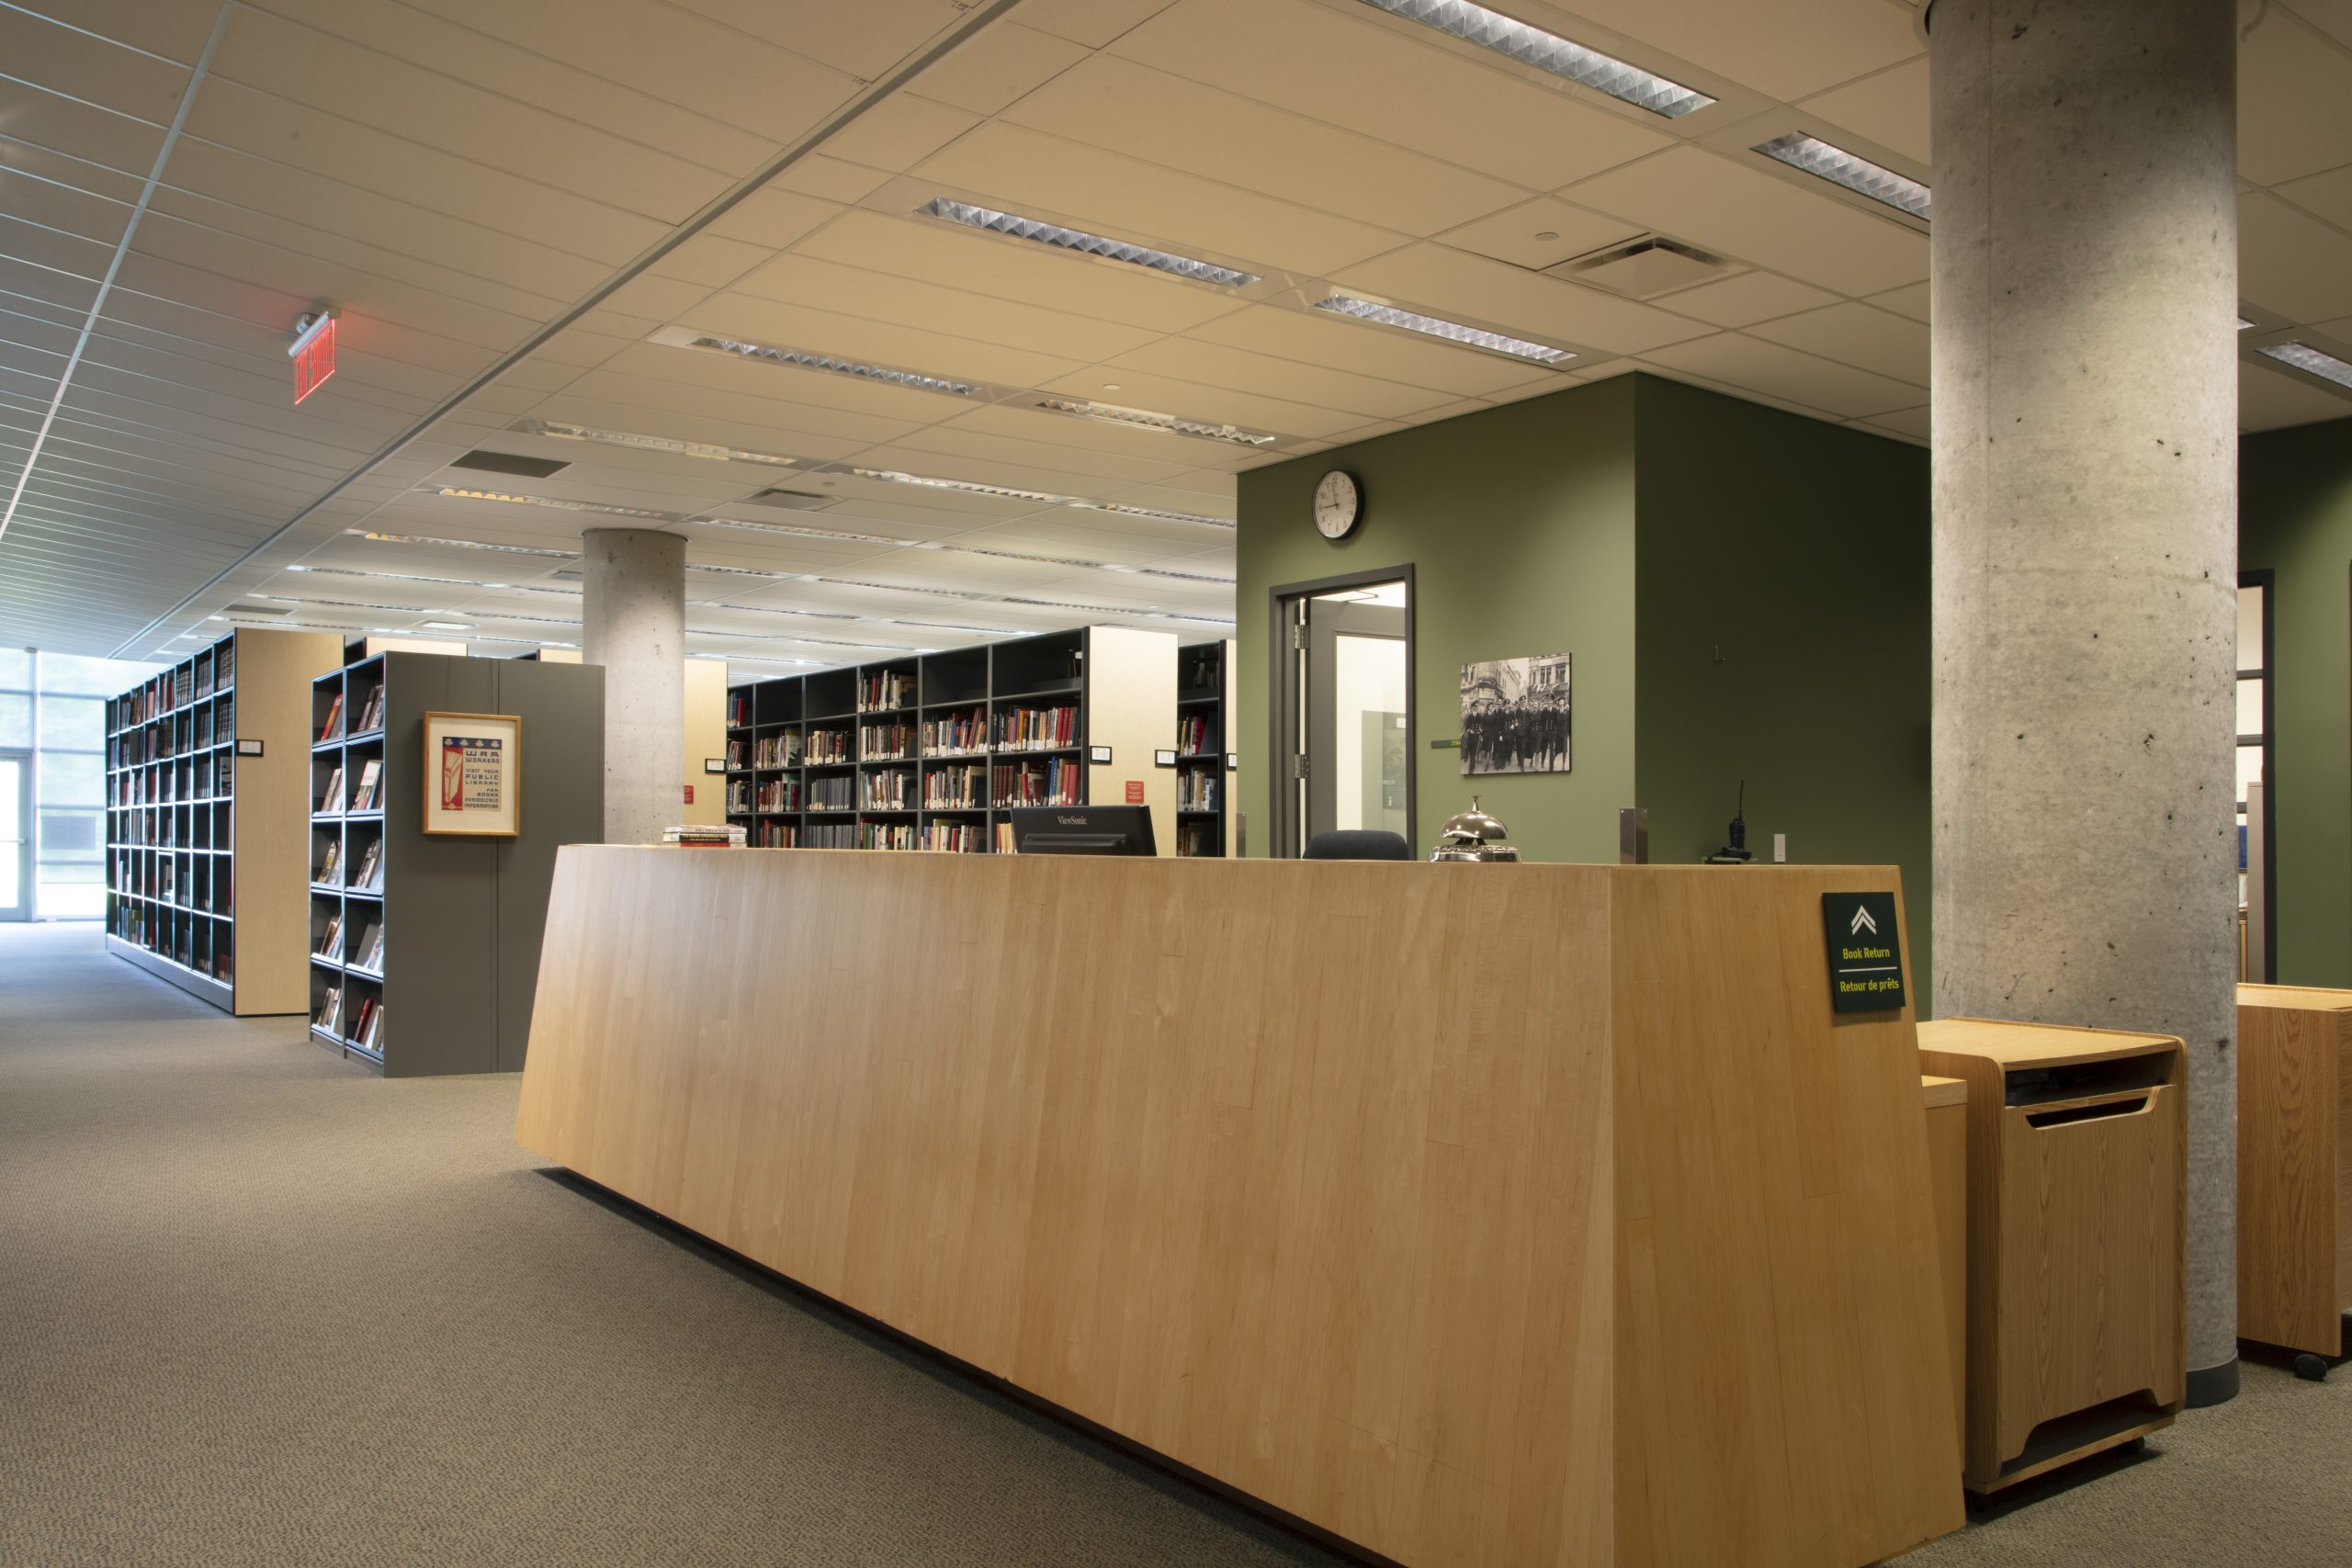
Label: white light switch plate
xmin=1772 ymin=832 xmax=1787 ymax=863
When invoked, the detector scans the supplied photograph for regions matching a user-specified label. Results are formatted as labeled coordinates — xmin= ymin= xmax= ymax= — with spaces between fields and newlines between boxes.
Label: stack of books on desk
xmin=662 ymin=824 xmax=746 ymax=849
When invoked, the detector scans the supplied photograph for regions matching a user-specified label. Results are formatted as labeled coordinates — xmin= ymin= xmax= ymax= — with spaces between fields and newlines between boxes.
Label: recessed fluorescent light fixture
xmin=680 ymin=333 xmax=983 ymax=398
xmin=1312 ymin=295 xmax=1574 ymax=365
xmin=2238 ymin=318 xmax=2256 ymax=332
xmin=2257 ymin=341 xmax=2352 ymax=390
xmin=695 ymin=517 xmax=922 ymax=547
xmin=1359 ymin=0 xmax=1714 ymax=118
xmin=350 ymin=530 xmax=575 ymax=558
xmin=420 ymin=621 xmax=473 ymax=631
xmin=1035 ymin=397 xmax=1278 ymax=447
xmin=1754 ymin=133 xmax=1932 ymax=221
xmin=847 ymin=467 xmax=1066 ymax=505
xmin=1069 ymin=500 xmax=1235 ymax=529
xmin=917 ymin=197 xmax=1260 ymax=288
xmin=425 ymin=486 xmax=680 ymax=522
xmin=513 ymin=418 xmax=798 ymax=468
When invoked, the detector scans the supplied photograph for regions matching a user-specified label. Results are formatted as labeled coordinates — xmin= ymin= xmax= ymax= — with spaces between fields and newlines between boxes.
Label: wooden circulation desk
xmin=517 ymin=849 xmax=1962 ymax=1568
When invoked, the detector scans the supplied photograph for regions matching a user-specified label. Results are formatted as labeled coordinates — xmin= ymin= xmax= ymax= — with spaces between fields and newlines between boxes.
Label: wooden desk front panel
xmin=517 ymin=849 xmax=1615 ymax=1568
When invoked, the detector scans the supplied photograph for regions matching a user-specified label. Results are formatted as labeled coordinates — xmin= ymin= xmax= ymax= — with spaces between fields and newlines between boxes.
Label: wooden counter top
xmin=518 ymin=850 xmax=1962 ymax=1568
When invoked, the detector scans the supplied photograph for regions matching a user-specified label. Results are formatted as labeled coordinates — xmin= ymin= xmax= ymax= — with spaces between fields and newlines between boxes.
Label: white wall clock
xmin=1313 ymin=469 xmax=1361 ymax=540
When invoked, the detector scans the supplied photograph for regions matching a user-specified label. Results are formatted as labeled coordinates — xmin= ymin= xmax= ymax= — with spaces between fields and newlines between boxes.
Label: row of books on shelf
xmin=317 ymin=685 xmax=386 ymax=742
xmin=924 ymin=764 xmax=985 ymax=810
xmin=1178 ymin=821 xmax=1221 ymax=857
xmin=725 ymin=734 xmax=800 ymax=769
xmin=807 ymin=728 xmax=852 ymax=764
xmin=1182 ymin=649 xmax=1220 ymax=693
xmin=922 ymin=708 xmax=986 ymax=754
xmin=864 ymin=771 xmax=913 ymax=810
xmin=991 ymin=759 xmax=1081 ymax=807
xmin=314 ymin=987 xmax=385 ymax=1053
xmin=925 ymin=820 xmax=989 ymax=852
xmin=317 ymin=760 xmax=383 ymax=814
xmin=1177 ymin=715 xmax=1216 ymax=756
xmin=114 ymin=755 xmax=235 ymax=803
xmin=728 ymin=692 xmax=753 ymax=728
xmin=316 ymin=912 xmax=386 ymax=972
xmin=749 ymin=820 xmax=797 ymax=847
xmin=994 ymin=705 xmax=1079 ymax=751
xmin=860 ymin=722 xmax=915 ymax=761
xmin=316 ymin=837 xmax=383 ymax=891
xmin=858 ymin=670 xmax=916 ymax=712
xmin=1178 ymin=773 xmax=1219 ymax=811
xmin=808 ymin=774 xmax=854 ymax=811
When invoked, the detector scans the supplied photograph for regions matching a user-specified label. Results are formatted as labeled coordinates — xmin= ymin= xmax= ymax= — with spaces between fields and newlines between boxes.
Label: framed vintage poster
xmin=422 ymin=711 xmax=521 ymax=836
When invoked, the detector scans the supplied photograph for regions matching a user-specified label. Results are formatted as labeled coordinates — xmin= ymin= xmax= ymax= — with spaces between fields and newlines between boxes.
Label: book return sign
xmin=1821 ymin=891 xmax=1905 ymax=1014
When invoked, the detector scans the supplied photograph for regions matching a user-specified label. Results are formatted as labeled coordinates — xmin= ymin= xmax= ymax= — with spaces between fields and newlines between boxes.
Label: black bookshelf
xmin=1174 ymin=638 xmax=1234 ymax=858
xmin=727 ymin=626 xmax=1172 ymax=854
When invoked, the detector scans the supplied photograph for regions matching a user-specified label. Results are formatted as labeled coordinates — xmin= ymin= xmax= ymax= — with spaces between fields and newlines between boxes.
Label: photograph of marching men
xmin=1459 ymin=653 xmax=1570 ymax=775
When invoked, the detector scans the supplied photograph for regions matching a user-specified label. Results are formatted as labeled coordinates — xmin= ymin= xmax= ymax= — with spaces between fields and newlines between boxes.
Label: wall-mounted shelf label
xmin=1430 ymin=738 xmax=1460 ymax=750
xmin=235 ymin=739 xmax=264 ymax=757
xmin=1225 ymin=752 xmax=1238 ymax=772
xmin=703 ymin=757 xmax=727 ymax=775
xmin=1822 ymin=892 xmax=1905 ymax=1015
xmin=1089 ymin=745 xmax=1113 ymax=763
xmin=1153 ymin=749 xmax=1177 ymax=768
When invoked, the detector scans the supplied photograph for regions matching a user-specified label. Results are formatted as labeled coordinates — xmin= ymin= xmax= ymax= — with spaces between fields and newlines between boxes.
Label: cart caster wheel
xmin=2293 ymin=1353 xmax=2328 ymax=1382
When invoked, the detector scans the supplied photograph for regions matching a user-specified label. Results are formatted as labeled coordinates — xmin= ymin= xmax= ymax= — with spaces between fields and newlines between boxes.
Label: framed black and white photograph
xmin=1459 ymin=654 xmax=1571 ymax=776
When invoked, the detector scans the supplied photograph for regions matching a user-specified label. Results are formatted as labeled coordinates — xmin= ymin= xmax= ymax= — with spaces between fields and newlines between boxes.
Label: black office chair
xmin=1303 ymin=829 xmax=1412 ymax=862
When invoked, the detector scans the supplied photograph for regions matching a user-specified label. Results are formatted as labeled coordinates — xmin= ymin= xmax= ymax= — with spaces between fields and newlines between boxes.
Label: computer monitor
xmin=1006 ymin=805 xmax=1158 ymax=857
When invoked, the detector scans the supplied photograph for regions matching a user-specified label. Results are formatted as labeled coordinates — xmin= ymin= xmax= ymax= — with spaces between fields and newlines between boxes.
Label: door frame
xmin=1266 ymin=564 xmax=1417 ymax=858
xmin=0 ymin=747 xmax=29 ymax=921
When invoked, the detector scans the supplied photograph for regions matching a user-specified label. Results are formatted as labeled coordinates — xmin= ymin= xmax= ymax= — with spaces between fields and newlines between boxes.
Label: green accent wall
xmin=1236 ymin=376 xmax=1638 ymax=866
xmin=1632 ymin=376 xmax=1935 ymax=998
xmin=2238 ymin=416 xmax=2352 ymax=987
xmin=1237 ymin=373 xmax=1935 ymax=994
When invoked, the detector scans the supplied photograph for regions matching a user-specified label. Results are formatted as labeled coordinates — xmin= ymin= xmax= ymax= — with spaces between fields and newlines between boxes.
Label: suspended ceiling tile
xmin=0 ymin=208 xmax=119 ymax=281
xmin=998 ymin=53 xmax=1530 ymax=239
xmin=387 ymin=0 xmax=852 ymax=150
xmin=0 ymin=307 xmax=84 ymax=361
xmin=1746 ymin=300 xmax=1929 ymax=387
xmin=2240 ymin=191 xmax=2352 ymax=323
xmin=705 ymin=187 xmax=845 ymax=252
xmin=10 ymin=0 xmax=226 ymax=63
xmin=182 ymin=83 xmax=671 ymax=267
xmin=823 ymin=94 xmax=984 ymax=175
xmin=728 ymin=252 xmax=1164 ymax=363
xmin=1330 ymin=242 xmax=1715 ymax=356
xmin=912 ymin=22 xmax=1094 ymax=117
xmin=1016 ymin=0 xmax=1179 ymax=50
xmin=1183 ymin=302 xmax=1565 ymax=398
xmin=646 ymin=233 xmax=775 ymax=293
xmin=0 ymin=82 xmax=171 ymax=184
xmin=937 ymin=400 xmax=1262 ymax=468
xmin=676 ymin=291 xmax=1091 ymax=389
xmin=916 ymin=120 xmax=1405 ymax=277
xmin=1795 ymin=56 xmax=1931 ymax=164
xmin=1567 ymin=144 xmax=1929 ymax=297
xmin=553 ymin=355 xmax=937 ymax=441
xmin=0 ymin=165 xmax=135 ymax=249
xmin=1860 ymin=404 xmax=1930 ymax=442
xmin=2238 ymin=10 xmax=2352 ymax=187
xmin=796 ymin=209 xmax=1246 ymax=335
xmin=769 ymin=155 xmax=894 ymax=206
xmin=2270 ymin=163 xmax=2352 ymax=234
xmin=1102 ymin=336 xmax=1463 ymax=422
xmin=1555 ymin=0 xmax=1923 ymax=104
xmin=209 ymin=7 xmax=739 ymax=226
xmin=600 ymin=273 xmax=720 ymax=323
xmin=1109 ymin=0 xmax=1674 ymax=194
xmin=1656 ymin=269 xmax=1841 ymax=328
xmin=1638 ymin=332 xmax=1925 ymax=419
xmin=1868 ymin=281 xmax=1932 ymax=324
xmin=151 ymin=137 xmax=615 ymax=305
xmin=664 ymin=0 xmax=970 ymax=83
xmin=1435 ymin=197 xmax=1645 ymax=272
xmin=0 ymin=6 xmax=189 ymax=123
xmin=892 ymin=423 xmax=1198 ymax=487
xmin=2240 ymin=357 xmax=2352 ymax=430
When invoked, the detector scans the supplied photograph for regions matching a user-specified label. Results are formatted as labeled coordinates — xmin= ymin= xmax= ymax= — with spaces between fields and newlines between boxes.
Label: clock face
xmin=1314 ymin=469 xmax=1360 ymax=539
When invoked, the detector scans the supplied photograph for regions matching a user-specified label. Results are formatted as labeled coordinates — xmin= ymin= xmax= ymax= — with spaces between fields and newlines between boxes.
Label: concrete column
xmin=580 ymin=527 xmax=685 ymax=846
xmin=1929 ymin=0 xmax=2241 ymax=1402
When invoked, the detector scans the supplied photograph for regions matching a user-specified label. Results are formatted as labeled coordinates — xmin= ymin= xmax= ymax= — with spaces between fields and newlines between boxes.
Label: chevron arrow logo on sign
xmin=1850 ymin=905 xmax=1878 ymax=936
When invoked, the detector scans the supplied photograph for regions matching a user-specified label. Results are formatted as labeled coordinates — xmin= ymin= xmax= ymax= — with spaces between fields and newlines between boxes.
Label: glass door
xmin=1270 ymin=571 xmax=1414 ymax=856
xmin=0 ymin=750 xmax=28 ymax=920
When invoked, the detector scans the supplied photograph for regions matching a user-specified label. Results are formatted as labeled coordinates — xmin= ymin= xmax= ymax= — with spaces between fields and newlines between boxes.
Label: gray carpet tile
xmin=6 ymin=921 xmax=2350 ymax=1566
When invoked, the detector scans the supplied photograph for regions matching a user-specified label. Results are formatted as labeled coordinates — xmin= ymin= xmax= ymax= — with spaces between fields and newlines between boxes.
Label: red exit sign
xmin=290 ymin=310 xmax=336 ymax=404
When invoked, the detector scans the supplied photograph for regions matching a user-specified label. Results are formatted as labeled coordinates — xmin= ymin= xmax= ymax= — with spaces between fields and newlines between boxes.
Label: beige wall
xmin=681 ymin=660 xmax=727 ymax=827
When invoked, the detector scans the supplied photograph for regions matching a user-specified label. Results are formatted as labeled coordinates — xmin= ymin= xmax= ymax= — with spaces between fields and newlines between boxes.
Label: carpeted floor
xmin=4 ymin=921 xmax=2348 ymax=1566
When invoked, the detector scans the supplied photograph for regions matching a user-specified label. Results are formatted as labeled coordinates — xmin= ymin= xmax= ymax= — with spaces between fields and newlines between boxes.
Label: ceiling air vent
xmin=223 ymin=602 xmax=289 ymax=617
xmin=1544 ymin=237 xmax=1728 ymax=299
xmin=741 ymin=488 xmax=834 ymax=512
xmin=449 ymin=448 xmax=571 ymax=479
